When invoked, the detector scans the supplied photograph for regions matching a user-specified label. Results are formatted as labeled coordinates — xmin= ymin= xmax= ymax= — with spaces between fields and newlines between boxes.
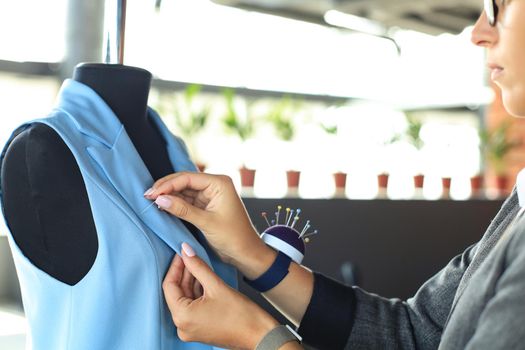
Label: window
xmin=0 ymin=0 xmax=67 ymax=62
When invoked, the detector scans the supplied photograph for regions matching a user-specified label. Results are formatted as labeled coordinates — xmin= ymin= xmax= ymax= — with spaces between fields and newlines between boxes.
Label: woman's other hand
xmin=144 ymin=172 xmax=277 ymax=279
xmin=163 ymin=242 xmax=280 ymax=349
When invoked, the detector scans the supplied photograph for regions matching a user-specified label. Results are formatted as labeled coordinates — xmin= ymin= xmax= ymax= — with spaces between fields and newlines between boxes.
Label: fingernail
xmin=181 ymin=242 xmax=196 ymax=257
xmin=144 ymin=188 xmax=154 ymax=196
xmin=155 ymin=195 xmax=172 ymax=209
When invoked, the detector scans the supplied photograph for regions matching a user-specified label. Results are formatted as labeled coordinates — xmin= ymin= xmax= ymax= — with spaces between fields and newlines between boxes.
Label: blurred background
xmin=0 ymin=0 xmax=523 ymax=348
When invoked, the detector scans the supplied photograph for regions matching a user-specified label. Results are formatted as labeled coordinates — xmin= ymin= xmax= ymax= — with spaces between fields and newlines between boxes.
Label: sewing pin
xmin=276 ymin=205 xmax=282 ymax=225
xmin=285 ymin=208 xmax=291 ymax=226
xmin=290 ymin=209 xmax=301 ymax=228
xmin=261 ymin=212 xmax=271 ymax=227
xmin=291 ymin=216 xmax=299 ymax=229
xmin=302 ymin=230 xmax=319 ymax=239
xmin=286 ymin=209 xmax=295 ymax=226
xmin=304 ymin=230 xmax=319 ymax=243
xmin=299 ymin=220 xmax=311 ymax=238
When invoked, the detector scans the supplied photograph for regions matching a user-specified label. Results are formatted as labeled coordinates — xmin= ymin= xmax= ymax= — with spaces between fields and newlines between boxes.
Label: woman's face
xmin=472 ymin=0 xmax=525 ymax=117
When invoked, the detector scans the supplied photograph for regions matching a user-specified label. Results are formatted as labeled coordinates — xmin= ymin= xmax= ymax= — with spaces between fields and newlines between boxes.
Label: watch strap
xmin=255 ymin=325 xmax=302 ymax=350
xmin=243 ymin=251 xmax=291 ymax=293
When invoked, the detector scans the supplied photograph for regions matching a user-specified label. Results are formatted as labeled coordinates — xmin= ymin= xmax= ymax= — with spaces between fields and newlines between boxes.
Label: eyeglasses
xmin=484 ymin=0 xmax=499 ymax=26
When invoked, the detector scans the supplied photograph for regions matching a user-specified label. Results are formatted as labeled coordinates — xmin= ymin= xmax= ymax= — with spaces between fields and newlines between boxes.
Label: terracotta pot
xmin=440 ymin=177 xmax=452 ymax=199
xmin=413 ymin=174 xmax=425 ymax=189
xmin=377 ymin=173 xmax=389 ymax=189
xmin=333 ymin=172 xmax=347 ymax=190
xmin=239 ymin=166 xmax=256 ymax=187
xmin=442 ymin=177 xmax=452 ymax=190
xmin=470 ymin=175 xmax=483 ymax=193
xmin=286 ymin=170 xmax=301 ymax=188
xmin=495 ymin=175 xmax=508 ymax=193
xmin=196 ymin=162 xmax=206 ymax=173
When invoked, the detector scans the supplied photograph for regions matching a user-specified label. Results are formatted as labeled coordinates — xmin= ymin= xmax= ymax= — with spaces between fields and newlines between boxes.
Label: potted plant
xmin=403 ymin=112 xmax=425 ymax=190
xmin=480 ymin=121 xmax=521 ymax=194
xmin=174 ymin=84 xmax=210 ymax=171
xmin=321 ymin=122 xmax=347 ymax=193
xmin=222 ymin=88 xmax=257 ymax=188
xmin=442 ymin=177 xmax=452 ymax=199
xmin=470 ymin=174 xmax=484 ymax=197
xmin=377 ymin=134 xmax=399 ymax=195
xmin=377 ymin=172 xmax=389 ymax=191
xmin=267 ymin=97 xmax=300 ymax=191
xmin=470 ymin=127 xmax=486 ymax=197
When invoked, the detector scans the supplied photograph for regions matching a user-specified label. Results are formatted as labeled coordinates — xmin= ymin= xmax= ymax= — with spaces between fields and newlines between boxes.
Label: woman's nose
xmin=471 ymin=11 xmax=498 ymax=47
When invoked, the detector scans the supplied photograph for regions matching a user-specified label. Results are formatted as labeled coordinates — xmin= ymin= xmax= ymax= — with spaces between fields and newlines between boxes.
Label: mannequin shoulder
xmin=1 ymin=123 xmax=98 ymax=286
xmin=3 ymin=123 xmax=84 ymax=184
xmin=6 ymin=123 xmax=71 ymax=160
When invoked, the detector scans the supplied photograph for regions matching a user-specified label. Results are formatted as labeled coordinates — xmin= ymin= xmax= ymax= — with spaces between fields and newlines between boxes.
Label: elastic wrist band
xmin=255 ymin=325 xmax=302 ymax=350
xmin=243 ymin=251 xmax=291 ymax=293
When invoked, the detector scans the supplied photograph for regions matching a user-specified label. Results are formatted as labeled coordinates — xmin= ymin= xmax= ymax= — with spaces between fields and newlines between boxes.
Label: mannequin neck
xmin=72 ymin=63 xmax=152 ymax=129
xmin=72 ymin=63 xmax=175 ymax=180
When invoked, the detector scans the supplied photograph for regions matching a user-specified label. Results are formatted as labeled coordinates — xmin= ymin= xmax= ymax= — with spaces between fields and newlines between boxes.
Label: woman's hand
xmin=144 ymin=172 xmax=277 ymax=279
xmin=163 ymin=242 xmax=280 ymax=349
xmin=151 ymin=173 xmax=315 ymax=329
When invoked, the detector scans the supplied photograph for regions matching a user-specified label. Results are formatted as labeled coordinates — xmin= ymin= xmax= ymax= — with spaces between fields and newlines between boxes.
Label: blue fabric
xmin=0 ymin=79 xmax=237 ymax=350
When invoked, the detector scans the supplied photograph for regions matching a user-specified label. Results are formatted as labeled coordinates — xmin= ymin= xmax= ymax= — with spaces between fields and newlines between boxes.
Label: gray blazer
xmin=345 ymin=189 xmax=525 ymax=349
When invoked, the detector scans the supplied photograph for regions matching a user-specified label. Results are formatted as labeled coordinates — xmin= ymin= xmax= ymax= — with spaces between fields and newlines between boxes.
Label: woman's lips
xmin=488 ymin=63 xmax=504 ymax=81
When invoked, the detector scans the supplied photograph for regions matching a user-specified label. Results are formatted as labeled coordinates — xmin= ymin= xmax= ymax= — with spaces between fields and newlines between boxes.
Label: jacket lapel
xmin=149 ymin=108 xmax=238 ymax=286
xmin=85 ymin=123 xmax=213 ymax=268
xmin=444 ymin=189 xmax=519 ymax=328
xmin=55 ymin=79 xmax=213 ymax=267
xmin=454 ymin=190 xmax=518 ymax=302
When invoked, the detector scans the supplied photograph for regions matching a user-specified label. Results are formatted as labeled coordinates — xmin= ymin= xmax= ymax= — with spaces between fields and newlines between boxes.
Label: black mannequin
xmin=0 ymin=63 xmax=197 ymax=285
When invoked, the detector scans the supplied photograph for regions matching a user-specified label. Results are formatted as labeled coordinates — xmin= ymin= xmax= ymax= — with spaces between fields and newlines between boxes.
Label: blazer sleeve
xmin=298 ymin=243 xmax=478 ymax=350
xmin=297 ymin=190 xmax=519 ymax=350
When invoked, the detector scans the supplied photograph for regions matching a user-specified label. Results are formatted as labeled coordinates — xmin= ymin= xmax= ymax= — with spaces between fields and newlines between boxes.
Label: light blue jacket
xmin=1 ymin=79 xmax=237 ymax=349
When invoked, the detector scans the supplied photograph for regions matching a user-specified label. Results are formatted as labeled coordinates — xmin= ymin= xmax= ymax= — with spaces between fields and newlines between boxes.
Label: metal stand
xmin=104 ymin=0 xmax=127 ymax=64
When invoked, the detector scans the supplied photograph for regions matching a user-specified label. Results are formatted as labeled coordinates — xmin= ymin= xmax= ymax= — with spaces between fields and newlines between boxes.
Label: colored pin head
xmin=259 ymin=206 xmax=319 ymax=263
xmin=276 ymin=205 xmax=282 ymax=225
xmin=261 ymin=212 xmax=271 ymax=227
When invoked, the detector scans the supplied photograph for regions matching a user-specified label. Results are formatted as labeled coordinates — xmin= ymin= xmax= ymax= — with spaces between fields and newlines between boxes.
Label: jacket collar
xmin=54 ymin=79 xmax=198 ymax=173
xmin=54 ymin=79 xmax=122 ymax=149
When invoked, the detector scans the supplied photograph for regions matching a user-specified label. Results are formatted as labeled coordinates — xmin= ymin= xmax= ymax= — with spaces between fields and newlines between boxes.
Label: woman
xmin=145 ymin=3 xmax=525 ymax=349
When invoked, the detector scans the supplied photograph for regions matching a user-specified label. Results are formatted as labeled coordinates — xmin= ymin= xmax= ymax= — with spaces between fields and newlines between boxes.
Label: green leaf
xmin=405 ymin=114 xmax=424 ymax=150
xmin=184 ymin=84 xmax=202 ymax=104
xmin=221 ymin=89 xmax=256 ymax=142
xmin=170 ymin=84 xmax=210 ymax=140
xmin=266 ymin=97 xmax=297 ymax=141
xmin=321 ymin=124 xmax=338 ymax=135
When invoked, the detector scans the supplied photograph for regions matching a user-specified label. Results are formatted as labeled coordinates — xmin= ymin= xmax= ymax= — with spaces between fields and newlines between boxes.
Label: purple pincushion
xmin=261 ymin=226 xmax=305 ymax=263
xmin=263 ymin=225 xmax=305 ymax=255
xmin=260 ymin=207 xmax=318 ymax=264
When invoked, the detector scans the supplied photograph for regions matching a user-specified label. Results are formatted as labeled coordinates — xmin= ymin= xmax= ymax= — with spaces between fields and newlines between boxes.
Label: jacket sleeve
xmin=297 ymin=191 xmax=519 ymax=350
xmin=297 ymin=243 xmax=478 ymax=350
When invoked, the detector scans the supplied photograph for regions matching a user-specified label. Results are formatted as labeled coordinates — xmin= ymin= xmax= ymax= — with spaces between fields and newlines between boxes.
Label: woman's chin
xmin=502 ymin=90 xmax=525 ymax=118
